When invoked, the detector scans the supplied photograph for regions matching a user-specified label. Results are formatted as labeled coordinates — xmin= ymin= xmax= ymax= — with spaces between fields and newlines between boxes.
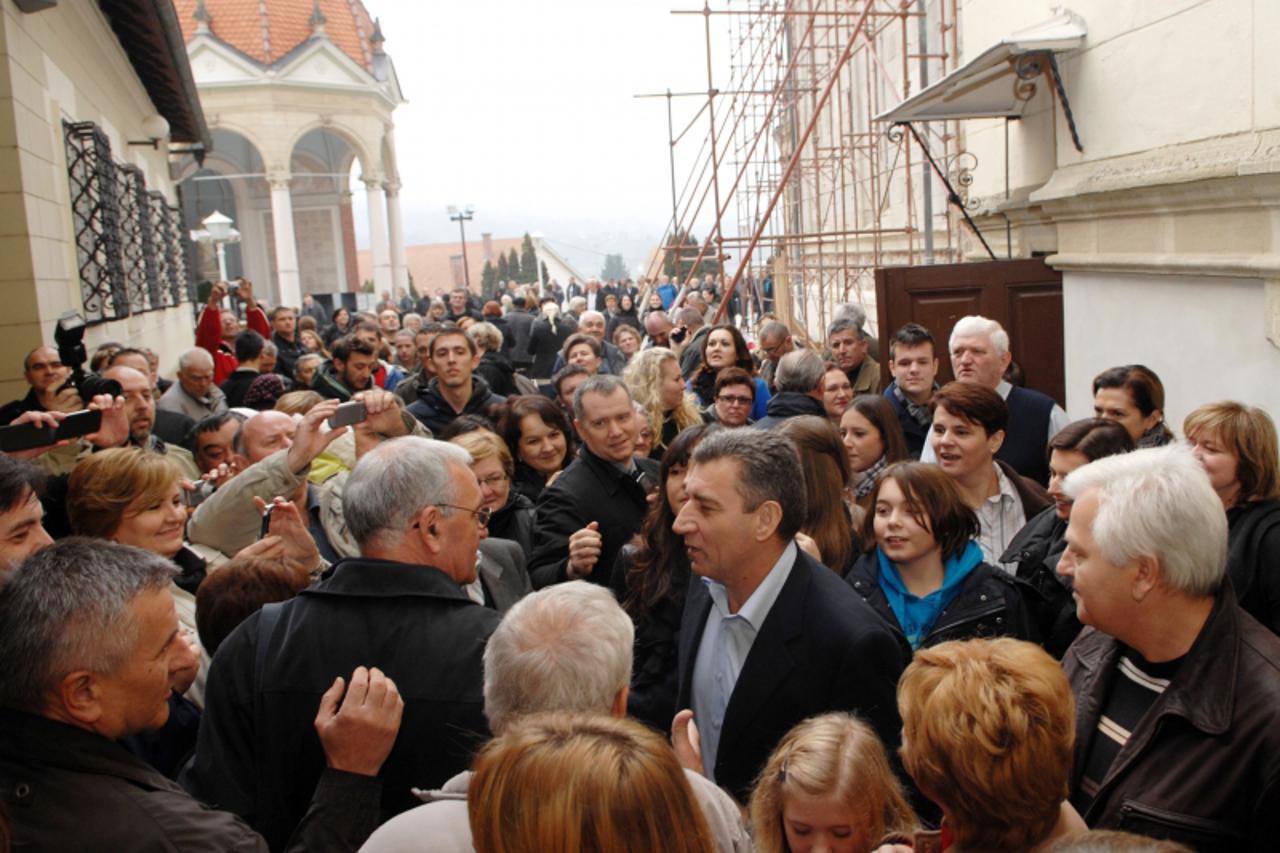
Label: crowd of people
xmin=0 ymin=270 xmax=1276 ymax=853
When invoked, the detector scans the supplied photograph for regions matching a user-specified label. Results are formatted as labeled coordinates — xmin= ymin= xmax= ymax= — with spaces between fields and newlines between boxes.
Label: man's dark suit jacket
xmin=676 ymin=547 xmax=906 ymax=803
xmin=528 ymin=447 xmax=658 ymax=589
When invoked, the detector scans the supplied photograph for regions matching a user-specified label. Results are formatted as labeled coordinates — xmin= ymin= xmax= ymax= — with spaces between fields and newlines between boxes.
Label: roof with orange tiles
xmin=174 ymin=0 xmax=377 ymax=73
xmin=358 ymin=238 xmax=527 ymax=298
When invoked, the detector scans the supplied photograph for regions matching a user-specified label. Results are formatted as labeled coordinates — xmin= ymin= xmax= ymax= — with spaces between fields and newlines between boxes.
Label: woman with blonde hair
xmin=890 ymin=638 xmax=1085 ymax=853
xmin=468 ymin=712 xmax=715 ymax=853
xmin=624 ymin=347 xmax=704 ymax=459
xmin=750 ymin=713 xmax=916 ymax=853
xmin=777 ymin=416 xmax=858 ymax=572
xmin=1184 ymin=401 xmax=1280 ymax=634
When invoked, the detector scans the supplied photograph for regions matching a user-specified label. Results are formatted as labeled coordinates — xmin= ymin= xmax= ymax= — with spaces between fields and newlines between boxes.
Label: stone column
xmin=364 ymin=176 xmax=393 ymax=295
xmin=385 ymin=181 xmax=409 ymax=295
xmin=268 ymin=173 xmax=302 ymax=308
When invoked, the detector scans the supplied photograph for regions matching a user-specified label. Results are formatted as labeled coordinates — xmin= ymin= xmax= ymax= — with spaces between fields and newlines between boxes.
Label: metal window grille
xmin=63 ymin=120 xmax=189 ymax=323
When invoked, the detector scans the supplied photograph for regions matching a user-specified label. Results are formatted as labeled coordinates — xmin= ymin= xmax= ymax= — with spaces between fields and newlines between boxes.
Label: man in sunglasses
xmin=185 ymin=437 xmax=501 ymax=850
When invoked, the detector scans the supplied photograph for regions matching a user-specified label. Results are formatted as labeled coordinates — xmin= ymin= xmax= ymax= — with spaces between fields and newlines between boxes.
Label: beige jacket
xmin=186 ymin=413 xmax=432 ymax=559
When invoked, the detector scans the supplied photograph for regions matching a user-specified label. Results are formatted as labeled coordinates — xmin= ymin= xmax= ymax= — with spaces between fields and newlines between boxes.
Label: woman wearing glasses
xmin=449 ymin=429 xmax=534 ymax=556
xmin=708 ymin=367 xmax=757 ymax=428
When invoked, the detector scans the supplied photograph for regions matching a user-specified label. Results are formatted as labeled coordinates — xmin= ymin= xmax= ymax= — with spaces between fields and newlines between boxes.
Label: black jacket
xmin=676 ymin=547 xmax=905 ymax=804
xmin=474 ymin=351 xmax=516 ymax=398
xmin=487 ymin=490 xmax=536 ymax=557
xmin=529 ymin=316 xmax=575 ymax=379
xmin=406 ymin=376 xmax=505 ymax=434
xmin=0 ymin=709 xmax=380 ymax=852
xmin=1001 ymin=506 xmax=1083 ymax=657
xmin=528 ymin=447 xmax=658 ymax=589
xmin=511 ymin=461 xmax=551 ymax=504
xmin=221 ymin=368 xmax=261 ymax=408
xmin=1226 ymin=498 xmax=1280 ymax=636
xmin=610 ymin=544 xmax=691 ymax=732
xmin=753 ymin=391 xmax=825 ymax=430
xmin=184 ymin=558 xmax=500 ymax=850
xmin=271 ymin=332 xmax=307 ymax=382
xmin=503 ymin=310 xmax=536 ymax=366
xmin=1064 ymin=584 xmax=1280 ymax=851
xmin=844 ymin=550 xmax=1039 ymax=665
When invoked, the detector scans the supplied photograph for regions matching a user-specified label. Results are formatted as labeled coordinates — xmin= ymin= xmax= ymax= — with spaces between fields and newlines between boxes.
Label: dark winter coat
xmin=752 ymin=391 xmax=825 ymax=430
xmin=183 ymin=558 xmax=500 ymax=850
xmin=844 ymin=549 xmax=1039 ymax=665
xmin=1001 ymin=505 xmax=1083 ymax=657
xmin=406 ymin=376 xmax=506 ymax=434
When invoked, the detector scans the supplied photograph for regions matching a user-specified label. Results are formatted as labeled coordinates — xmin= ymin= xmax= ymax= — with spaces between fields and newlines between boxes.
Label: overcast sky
xmin=351 ymin=0 xmax=728 ymax=277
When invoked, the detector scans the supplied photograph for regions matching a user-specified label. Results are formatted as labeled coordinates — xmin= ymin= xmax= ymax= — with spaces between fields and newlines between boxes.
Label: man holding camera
xmin=0 ymin=347 xmax=80 ymax=426
xmin=196 ymin=279 xmax=270 ymax=385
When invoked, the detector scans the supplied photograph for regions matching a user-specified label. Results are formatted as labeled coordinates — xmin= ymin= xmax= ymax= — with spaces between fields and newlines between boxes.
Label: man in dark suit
xmin=528 ymin=375 xmax=658 ymax=589
xmin=672 ymin=428 xmax=905 ymax=803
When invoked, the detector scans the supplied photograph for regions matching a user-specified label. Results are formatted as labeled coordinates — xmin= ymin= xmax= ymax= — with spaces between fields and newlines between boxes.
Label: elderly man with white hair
xmin=921 ymin=314 xmax=1068 ymax=483
xmin=548 ymin=309 xmax=626 ymax=375
xmin=1058 ymin=444 xmax=1280 ymax=850
xmin=185 ymin=437 xmax=503 ymax=850
xmin=359 ymin=582 xmax=750 ymax=853
xmin=157 ymin=347 xmax=228 ymax=422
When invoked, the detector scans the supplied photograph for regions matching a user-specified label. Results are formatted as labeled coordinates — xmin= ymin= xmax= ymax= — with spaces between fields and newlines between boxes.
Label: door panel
xmin=874 ymin=258 xmax=1064 ymax=406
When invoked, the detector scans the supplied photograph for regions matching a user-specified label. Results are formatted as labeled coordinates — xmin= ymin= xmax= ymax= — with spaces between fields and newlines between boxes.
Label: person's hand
xmin=171 ymin=631 xmax=201 ymax=696
xmin=567 ymin=521 xmax=602 ymax=579
xmin=237 ymin=278 xmax=256 ymax=307
xmin=85 ymin=394 xmax=129 ymax=449
xmin=286 ymin=399 xmax=347 ymax=475
xmin=254 ymin=496 xmax=321 ymax=574
xmin=671 ymin=709 xmax=704 ymax=775
xmin=5 ymin=410 xmax=70 ymax=459
xmin=234 ymin=534 xmax=287 ymax=562
xmin=353 ymin=388 xmax=408 ymax=458
xmin=314 ymin=666 xmax=404 ymax=777
xmin=202 ymin=459 xmax=242 ymax=489
xmin=208 ymin=280 xmax=229 ymax=306
xmin=47 ymin=386 xmax=83 ymax=414
xmin=794 ymin=531 xmax=822 ymax=562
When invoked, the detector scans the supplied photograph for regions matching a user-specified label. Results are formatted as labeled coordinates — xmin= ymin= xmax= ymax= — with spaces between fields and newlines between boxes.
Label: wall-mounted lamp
xmin=128 ymin=114 xmax=171 ymax=149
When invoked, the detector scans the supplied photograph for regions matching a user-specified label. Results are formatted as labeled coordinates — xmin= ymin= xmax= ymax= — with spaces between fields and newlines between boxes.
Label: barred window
xmin=63 ymin=120 xmax=190 ymax=323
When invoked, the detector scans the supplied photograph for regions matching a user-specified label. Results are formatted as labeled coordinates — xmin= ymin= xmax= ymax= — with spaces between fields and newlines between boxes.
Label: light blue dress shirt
xmin=691 ymin=541 xmax=798 ymax=780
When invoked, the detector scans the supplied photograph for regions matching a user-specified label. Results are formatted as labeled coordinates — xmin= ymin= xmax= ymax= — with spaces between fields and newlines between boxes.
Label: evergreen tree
xmin=480 ymin=260 xmax=497 ymax=297
xmin=540 ymin=261 xmax=550 ymax=288
xmin=662 ymin=228 xmax=721 ymax=284
xmin=520 ymin=234 xmax=539 ymax=284
xmin=497 ymin=252 xmax=510 ymax=286
xmin=601 ymin=254 xmax=628 ymax=280
xmin=507 ymin=248 xmax=520 ymax=283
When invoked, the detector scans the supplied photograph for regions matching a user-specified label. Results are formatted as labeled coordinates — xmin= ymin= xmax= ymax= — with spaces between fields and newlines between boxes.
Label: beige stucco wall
xmin=0 ymin=1 xmax=194 ymax=402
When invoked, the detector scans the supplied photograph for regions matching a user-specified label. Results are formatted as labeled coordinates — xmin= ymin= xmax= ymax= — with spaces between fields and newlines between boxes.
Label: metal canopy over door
xmin=874 ymin=258 xmax=1064 ymax=407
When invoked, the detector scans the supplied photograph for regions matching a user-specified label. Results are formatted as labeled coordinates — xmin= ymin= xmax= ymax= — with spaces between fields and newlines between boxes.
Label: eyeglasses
xmin=415 ymin=504 xmax=492 ymax=528
xmin=716 ymin=394 xmax=754 ymax=407
xmin=477 ymin=473 xmax=509 ymax=489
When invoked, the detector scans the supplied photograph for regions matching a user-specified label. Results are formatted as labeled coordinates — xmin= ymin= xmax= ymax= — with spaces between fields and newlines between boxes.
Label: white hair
xmin=177 ymin=347 xmax=213 ymax=372
xmin=580 ymin=310 xmax=606 ymax=325
xmin=482 ymin=581 xmax=634 ymax=734
xmin=949 ymin=315 xmax=1009 ymax=356
xmin=775 ymin=348 xmax=826 ymax=393
xmin=1063 ymin=444 xmax=1227 ymax=597
xmin=342 ymin=437 xmax=472 ymax=549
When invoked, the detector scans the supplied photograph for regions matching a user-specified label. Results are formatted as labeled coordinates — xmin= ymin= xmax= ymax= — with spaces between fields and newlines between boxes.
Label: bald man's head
xmin=101 ymin=366 xmax=153 ymax=444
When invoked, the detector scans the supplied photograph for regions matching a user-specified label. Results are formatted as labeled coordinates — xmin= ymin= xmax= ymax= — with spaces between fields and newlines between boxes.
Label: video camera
xmin=54 ymin=311 xmax=121 ymax=401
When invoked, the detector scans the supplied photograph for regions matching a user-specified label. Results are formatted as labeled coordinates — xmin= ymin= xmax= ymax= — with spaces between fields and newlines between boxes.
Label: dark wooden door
xmin=874 ymin=258 xmax=1064 ymax=406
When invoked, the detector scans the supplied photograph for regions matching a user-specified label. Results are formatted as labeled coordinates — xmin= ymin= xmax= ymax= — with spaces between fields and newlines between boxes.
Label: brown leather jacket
xmin=1063 ymin=583 xmax=1280 ymax=852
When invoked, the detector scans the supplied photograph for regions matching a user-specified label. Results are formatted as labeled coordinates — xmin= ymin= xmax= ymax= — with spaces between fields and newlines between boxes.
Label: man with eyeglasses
xmin=709 ymin=367 xmax=757 ymax=428
xmin=756 ymin=320 xmax=795 ymax=394
xmin=186 ymin=437 xmax=503 ymax=849
xmin=0 ymin=346 xmax=80 ymax=426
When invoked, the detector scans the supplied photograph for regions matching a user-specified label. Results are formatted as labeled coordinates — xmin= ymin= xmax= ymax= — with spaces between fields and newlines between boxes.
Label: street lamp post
xmin=189 ymin=210 xmax=241 ymax=283
xmin=447 ymin=205 xmax=475 ymax=290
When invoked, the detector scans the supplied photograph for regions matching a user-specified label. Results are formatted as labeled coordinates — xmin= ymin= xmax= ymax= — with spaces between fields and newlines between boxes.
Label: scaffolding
xmin=657 ymin=0 xmax=969 ymax=340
